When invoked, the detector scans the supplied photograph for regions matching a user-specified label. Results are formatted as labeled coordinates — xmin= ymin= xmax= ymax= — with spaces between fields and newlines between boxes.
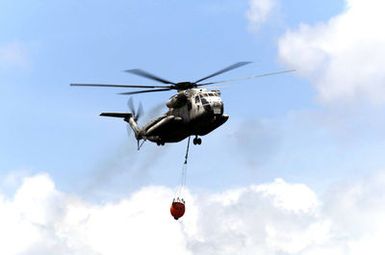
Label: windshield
xmin=199 ymin=95 xmax=209 ymax=105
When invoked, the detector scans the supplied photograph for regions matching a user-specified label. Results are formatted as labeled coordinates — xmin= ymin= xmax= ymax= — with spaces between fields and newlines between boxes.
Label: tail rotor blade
xmin=127 ymin=97 xmax=135 ymax=116
xmin=137 ymin=102 xmax=144 ymax=121
xmin=127 ymin=97 xmax=144 ymax=122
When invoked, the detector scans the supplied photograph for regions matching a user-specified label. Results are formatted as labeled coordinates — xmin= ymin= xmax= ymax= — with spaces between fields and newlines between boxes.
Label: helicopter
xmin=71 ymin=62 xmax=293 ymax=150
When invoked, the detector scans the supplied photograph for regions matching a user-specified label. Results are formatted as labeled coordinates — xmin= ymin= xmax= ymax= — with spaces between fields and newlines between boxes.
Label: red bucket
xmin=170 ymin=200 xmax=185 ymax=220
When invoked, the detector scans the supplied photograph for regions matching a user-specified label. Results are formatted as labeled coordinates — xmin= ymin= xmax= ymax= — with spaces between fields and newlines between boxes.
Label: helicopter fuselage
xmin=138 ymin=88 xmax=228 ymax=145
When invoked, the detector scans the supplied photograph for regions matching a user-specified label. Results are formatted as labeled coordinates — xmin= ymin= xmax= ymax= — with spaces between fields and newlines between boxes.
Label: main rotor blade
xmin=118 ymin=88 xmax=172 ymax=95
xmin=70 ymin=83 xmax=172 ymax=89
xmin=194 ymin=61 xmax=252 ymax=84
xmin=197 ymin=69 xmax=296 ymax=86
xmin=125 ymin=69 xmax=176 ymax=85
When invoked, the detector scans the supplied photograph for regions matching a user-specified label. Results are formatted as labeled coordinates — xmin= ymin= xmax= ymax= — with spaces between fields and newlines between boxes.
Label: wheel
xmin=193 ymin=137 xmax=202 ymax=145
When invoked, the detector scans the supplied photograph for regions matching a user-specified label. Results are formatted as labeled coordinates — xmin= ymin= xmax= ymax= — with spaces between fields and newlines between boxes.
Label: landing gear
xmin=193 ymin=136 xmax=202 ymax=145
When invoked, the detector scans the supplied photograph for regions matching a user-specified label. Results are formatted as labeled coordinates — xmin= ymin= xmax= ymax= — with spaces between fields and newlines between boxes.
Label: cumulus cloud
xmin=0 ymin=174 xmax=192 ymax=255
xmin=0 ymin=41 xmax=29 ymax=70
xmin=247 ymin=0 xmax=277 ymax=31
xmin=2 ymin=173 xmax=385 ymax=254
xmin=278 ymin=0 xmax=385 ymax=104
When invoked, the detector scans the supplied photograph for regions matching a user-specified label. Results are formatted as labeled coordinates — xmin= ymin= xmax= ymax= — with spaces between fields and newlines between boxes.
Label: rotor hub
xmin=174 ymin=82 xmax=197 ymax=90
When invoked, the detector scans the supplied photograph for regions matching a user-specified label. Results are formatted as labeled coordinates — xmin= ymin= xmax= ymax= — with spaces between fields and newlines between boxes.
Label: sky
xmin=2 ymin=0 xmax=385 ymax=254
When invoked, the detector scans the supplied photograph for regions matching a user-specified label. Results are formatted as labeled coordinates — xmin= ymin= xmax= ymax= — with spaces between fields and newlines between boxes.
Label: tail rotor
xmin=127 ymin=97 xmax=145 ymax=150
xmin=127 ymin=97 xmax=143 ymax=122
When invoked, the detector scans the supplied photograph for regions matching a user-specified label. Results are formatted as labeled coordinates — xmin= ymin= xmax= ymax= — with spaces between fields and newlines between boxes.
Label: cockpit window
xmin=195 ymin=95 xmax=200 ymax=103
xmin=200 ymin=96 xmax=209 ymax=105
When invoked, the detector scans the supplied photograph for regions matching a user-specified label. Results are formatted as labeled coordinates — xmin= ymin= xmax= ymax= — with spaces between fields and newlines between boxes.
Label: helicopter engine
xmin=166 ymin=92 xmax=187 ymax=108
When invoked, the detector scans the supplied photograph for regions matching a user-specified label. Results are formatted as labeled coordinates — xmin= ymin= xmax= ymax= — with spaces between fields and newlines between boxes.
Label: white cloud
xmin=247 ymin=0 xmax=277 ymax=31
xmin=278 ymin=0 xmax=385 ymax=104
xmin=0 ymin=41 xmax=29 ymax=70
xmin=2 ymin=173 xmax=385 ymax=254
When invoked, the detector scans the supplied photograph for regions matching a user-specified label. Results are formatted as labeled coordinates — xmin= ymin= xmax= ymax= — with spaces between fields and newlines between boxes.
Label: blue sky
xmin=0 ymin=0 xmax=345 ymax=194
xmin=3 ymin=0 xmax=385 ymax=254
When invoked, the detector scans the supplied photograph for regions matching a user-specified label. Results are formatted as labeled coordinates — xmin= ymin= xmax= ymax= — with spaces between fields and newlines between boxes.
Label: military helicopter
xmin=71 ymin=62 xmax=293 ymax=149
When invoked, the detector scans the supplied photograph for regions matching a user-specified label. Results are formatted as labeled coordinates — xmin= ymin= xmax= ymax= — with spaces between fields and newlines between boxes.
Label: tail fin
xmin=100 ymin=112 xmax=141 ymax=139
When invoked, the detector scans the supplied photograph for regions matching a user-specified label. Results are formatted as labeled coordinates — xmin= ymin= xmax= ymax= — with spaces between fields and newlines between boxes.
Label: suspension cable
xmin=177 ymin=136 xmax=191 ymax=196
xmin=184 ymin=136 xmax=191 ymax=164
